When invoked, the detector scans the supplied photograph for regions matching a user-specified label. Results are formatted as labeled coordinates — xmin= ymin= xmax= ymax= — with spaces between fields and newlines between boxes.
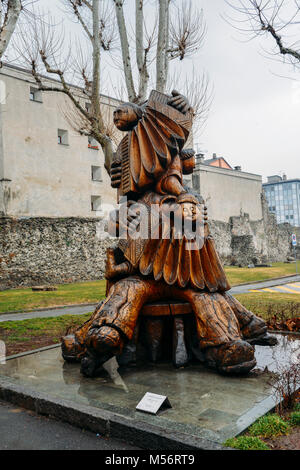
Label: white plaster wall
xmin=0 ymin=66 xmax=118 ymax=217
xmin=195 ymin=165 xmax=263 ymax=222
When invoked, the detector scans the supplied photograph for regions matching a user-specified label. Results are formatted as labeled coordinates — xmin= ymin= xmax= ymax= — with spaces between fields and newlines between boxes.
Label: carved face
xmin=181 ymin=202 xmax=201 ymax=223
xmin=113 ymin=105 xmax=139 ymax=131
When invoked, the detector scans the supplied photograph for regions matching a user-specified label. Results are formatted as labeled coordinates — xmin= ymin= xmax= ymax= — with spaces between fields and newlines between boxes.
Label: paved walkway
xmin=249 ymin=281 xmax=300 ymax=294
xmin=0 ymin=304 xmax=97 ymax=323
xmin=1 ymin=274 xmax=300 ymax=323
xmin=229 ymin=275 xmax=300 ymax=295
xmin=0 ymin=400 xmax=139 ymax=450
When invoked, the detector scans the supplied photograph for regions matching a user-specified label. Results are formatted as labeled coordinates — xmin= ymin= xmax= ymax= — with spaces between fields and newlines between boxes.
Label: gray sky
xmin=200 ymin=0 xmax=299 ymax=181
xmin=36 ymin=0 xmax=300 ymax=181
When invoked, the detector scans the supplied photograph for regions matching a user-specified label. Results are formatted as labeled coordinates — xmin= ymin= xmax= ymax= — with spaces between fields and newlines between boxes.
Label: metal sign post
xmin=292 ymin=234 xmax=298 ymax=274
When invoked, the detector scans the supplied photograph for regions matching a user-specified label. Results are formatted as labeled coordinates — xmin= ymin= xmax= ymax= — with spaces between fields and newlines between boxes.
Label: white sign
xmin=136 ymin=392 xmax=172 ymax=415
xmin=292 ymin=234 xmax=297 ymax=246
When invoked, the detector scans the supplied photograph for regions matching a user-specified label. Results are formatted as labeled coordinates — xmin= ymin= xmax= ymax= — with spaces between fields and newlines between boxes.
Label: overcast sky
xmin=36 ymin=0 xmax=300 ymax=181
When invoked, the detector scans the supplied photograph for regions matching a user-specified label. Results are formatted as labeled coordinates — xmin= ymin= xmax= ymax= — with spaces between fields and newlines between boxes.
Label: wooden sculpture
xmin=61 ymin=90 xmax=276 ymax=377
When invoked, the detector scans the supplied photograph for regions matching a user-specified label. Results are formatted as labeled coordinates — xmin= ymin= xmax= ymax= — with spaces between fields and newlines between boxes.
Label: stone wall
xmin=0 ymin=197 xmax=299 ymax=290
xmin=210 ymin=194 xmax=299 ymax=266
xmin=0 ymin=216 xmax=115 ymax=290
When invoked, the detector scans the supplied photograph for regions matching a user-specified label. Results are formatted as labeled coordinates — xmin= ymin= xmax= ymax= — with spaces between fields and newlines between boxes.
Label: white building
xmin=192 ymin=154 xmax=263 ymax=223
xmin=0 ymin=64 xmax=119 ymax=218
xmin=0 ymin=64 xmax=264 ymax=225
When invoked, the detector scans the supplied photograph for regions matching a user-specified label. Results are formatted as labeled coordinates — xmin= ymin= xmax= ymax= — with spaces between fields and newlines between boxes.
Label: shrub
xmin=271 ymin=363 xmax=300 ymax=414
xmin=289 ymin=411 xmax=300 ymax=427
xmin=249 ymin=414 xmax=290 ymax=438
xmin=224 ymin=436 xmax=269 ymax=450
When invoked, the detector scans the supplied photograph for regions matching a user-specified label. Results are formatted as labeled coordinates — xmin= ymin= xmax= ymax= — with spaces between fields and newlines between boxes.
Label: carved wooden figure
xmin=62 ymin=90 xmax=277 ymax=377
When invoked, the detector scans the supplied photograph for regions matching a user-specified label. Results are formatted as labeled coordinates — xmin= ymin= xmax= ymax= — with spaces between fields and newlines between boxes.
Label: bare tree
xmin=12 ymin=0 xmax=211 ymax=171
xmin=113 ymin=0 xmax=207 ymax=104
xmin=13 ymin=0 xmax=117 ymax=166
xmin=0 ymin=0 xmax=22 ymax=60
xmin=225 ymin=1 xmax=300 ymax=68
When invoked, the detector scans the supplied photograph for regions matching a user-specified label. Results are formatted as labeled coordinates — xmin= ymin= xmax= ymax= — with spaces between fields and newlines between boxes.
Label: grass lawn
xmin=0 ymin=262 xmax=298 ymax=315
xmin=0 ymin=280 xmax=106 ymax=314
xmin=0 ymin=314 xmax=91 ymax=356
xmin=224 ymin=411 xmax=300 ymax=450
xmin=235 ymin=292 xmax=300 ymax=323
xmin=225 ymin=262 xmax=298 ymax=286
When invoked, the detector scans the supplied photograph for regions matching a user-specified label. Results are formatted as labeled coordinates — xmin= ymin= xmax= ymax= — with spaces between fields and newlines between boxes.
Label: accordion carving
xmin=115 ymin=90 xmax=193 ymax=197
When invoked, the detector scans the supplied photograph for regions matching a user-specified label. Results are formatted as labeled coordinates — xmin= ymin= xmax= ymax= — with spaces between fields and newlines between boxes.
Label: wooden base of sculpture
xmin=62 ymin=276 xmax=276 ymax=377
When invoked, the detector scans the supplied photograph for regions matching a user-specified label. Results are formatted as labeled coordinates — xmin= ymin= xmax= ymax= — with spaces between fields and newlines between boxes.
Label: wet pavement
xmin=0 ymin=333 xmax=299 ymax=444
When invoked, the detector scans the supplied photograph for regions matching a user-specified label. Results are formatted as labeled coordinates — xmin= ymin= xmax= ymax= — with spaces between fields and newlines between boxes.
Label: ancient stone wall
xmin=0 ymin=216 xmax=116 ymax=290
xmin=0 ymin=198 xmax=298 ymax=289
xmin=210 ymin=194 xmax=299 ymax=266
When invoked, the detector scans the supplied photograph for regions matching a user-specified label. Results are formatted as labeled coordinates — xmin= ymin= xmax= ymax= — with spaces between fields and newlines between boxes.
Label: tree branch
xmin=0 ymin=0 xmax=22 ymax=59
xmin=156 ymin=0 xmax=169 ymax=92
xmin=68 ymin=0 xmax=92 ymax=41
xmin=113 ymin=0 xmax=137 ymax=102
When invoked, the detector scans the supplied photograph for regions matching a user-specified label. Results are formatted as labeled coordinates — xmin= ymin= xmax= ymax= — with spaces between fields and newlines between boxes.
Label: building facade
xmin=0 ymin=64 xmax=119 ymax=218
xmin=192 ymin=154 xmax=263 ymax=223
xmin=263 ymin=175 xmax=300 ymax=227
xmin=0 ymin=64 xmax=265 ymax=227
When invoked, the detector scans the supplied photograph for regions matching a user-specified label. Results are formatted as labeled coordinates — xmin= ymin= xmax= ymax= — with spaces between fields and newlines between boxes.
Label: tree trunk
xmin=156 ymin=0 xmax=169 ymax=93
xmin=114 ymin=0 xmax=137 ymax=102
xmin=0 ymin=0 xmax=22 ymax=60
xmin=91 ymin=0 xmax=101 ymax=117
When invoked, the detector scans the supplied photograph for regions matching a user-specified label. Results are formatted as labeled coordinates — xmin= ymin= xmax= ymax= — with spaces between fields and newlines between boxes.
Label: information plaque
xmin=136 ymin=392 xmax=172 ymax=415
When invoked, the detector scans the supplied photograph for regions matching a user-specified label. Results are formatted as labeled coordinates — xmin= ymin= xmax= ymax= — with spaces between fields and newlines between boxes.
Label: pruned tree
xmin=13 ymin=0 xmax=117 ymax=164
xmin=225 ymin=1 xmax=300 ymax=69
xmin=0 ymin=0 xmax=22 ymax=60
xmin=113 ymin=0 xmax=207 ymax=104
xmin=11 ymin=0 xmax=211 ymax=169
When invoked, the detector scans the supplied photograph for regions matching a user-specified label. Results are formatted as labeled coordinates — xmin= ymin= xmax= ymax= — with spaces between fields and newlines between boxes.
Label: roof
xmin=263 ymin=179 xmax=300 ymax=187
xmin=203 ymin=157 xmax=233 ymax=170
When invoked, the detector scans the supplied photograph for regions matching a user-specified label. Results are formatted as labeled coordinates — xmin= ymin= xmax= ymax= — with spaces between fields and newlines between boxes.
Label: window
xmin=88 ymin=136 xmax=99 ymax=150
xmin=58 ymin=129 xmax=69 ymax=145
xmin=30 ymin=87 xmax=42 ymax=102
xmin=91 ymin=196 xmax=102 ymax=212
xmin=91 ymin=166 xmax=102 ymax=182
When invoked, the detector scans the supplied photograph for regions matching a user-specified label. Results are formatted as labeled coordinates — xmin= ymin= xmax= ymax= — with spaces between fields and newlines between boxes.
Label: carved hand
xmin=105 ymin=248 xmax=117 ymax=280
xmin=168 ymin=90 xmax=191 ymax=114
xmin=105 ymin=248 xmax=134 ymax=280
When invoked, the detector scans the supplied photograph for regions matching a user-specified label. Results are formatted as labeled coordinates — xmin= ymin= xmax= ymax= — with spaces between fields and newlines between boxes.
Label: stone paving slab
xmin=0 ymin=334 xmax=299 ymax=449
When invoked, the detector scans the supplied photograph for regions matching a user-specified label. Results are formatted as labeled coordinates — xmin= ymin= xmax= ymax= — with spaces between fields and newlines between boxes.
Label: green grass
xmin=0 ymin=280 xmax=106 ymax=314
xmin=0 ymin=262 xmax=298 ymax=315
xmin=223 ymin=436 xmax=270 ymax=450
xmin=248 ymin=414 xmax=290 ymax=438
xmin=225 ymin=262 xmax=297 ymax=286
xmin=235 ymin=293 xmax=300 ymax=323
xmin=289 ymin=411 xmax=300 ymax=427
xmin=223 ymin=410 xmax=300 ymax=450
xmin=0 ymin=313 xmax=91 ymax=354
